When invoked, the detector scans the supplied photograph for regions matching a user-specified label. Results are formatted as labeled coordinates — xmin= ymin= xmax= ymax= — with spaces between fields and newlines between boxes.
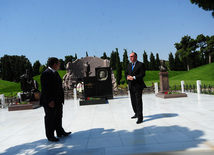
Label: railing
xmin=169 ymin=84 xmax=214 ymax=95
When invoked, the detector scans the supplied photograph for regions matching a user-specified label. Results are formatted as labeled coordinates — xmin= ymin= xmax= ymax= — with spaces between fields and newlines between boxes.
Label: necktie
xmin=131 ymin=63 xmax=134 ymax=71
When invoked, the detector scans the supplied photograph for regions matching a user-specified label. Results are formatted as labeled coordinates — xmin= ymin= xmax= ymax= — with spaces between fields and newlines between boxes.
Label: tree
xmin=110 ymin=51 xmax=116 ymax=70
xmin=39 ymin=65 xmax=46 ymax=74
xmin=174 ymin=35 xmax=197 ymax=71
xmin=155 ymin=53 xmax=160 ymax=70
xmin=174 ymin=53 xmax=184 ymax=71
xmin=75 ymin=53 xmax=77 ymax=60
xmin=1 ymin=55 xmax=12 ymax=81
xmin=206 ymin=35 xmax=214 ymax=63
xmin=122 ymin=49 xmax=129 ymax=71
xmin=59 ymin=59 xmax=65 ymax=70
xmin=143 ymin=50 xmax=149 ymax=70
xmin=168 ymin=52 xmax=175 ymax=71
xmin=86 ymin=51 xmax=88 ymax=57
xmin=115 ymin=48 xmax=122 ymax=85
xmin=33 ymin=60 xmax=41 ymax=76
xmin=65 ymin=55 xmax=75 ymax=66
xmin=190 ymin=0 xmax=214 ymax=18
xmin=100 ymin=52 xmax=109 ymax=60
xmin=1 ymin=55 xmax=32 ymax=82
xmin=149 ymin=52 xmax=156 ymax=70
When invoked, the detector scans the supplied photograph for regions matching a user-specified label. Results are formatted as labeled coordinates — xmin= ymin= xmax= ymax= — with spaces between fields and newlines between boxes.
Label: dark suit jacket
xmin=40 ymin=68 xmax=64 ymax=107
xmin=126 ymin=61 xmax=146 ymax=91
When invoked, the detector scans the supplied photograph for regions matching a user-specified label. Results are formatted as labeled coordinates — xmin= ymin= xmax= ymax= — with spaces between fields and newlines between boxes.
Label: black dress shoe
xmin=48 ymin=137 xmax=59 ymax=142
xmin=131 ymin=114 xmax=137 ymax=119
xmin=136 ymin=119 xmax=143 ymax=124
xmin=57 ymin=132 xmax=72 ymax=137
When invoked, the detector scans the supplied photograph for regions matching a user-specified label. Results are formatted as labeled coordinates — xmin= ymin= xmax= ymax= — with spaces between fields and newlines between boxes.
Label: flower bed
xmin=8 ymin=101 xmax=40 ymax=111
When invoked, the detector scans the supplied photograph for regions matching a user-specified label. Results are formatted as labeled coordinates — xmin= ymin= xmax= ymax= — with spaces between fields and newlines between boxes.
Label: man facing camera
xmin=40 ymin=57 xmax=71 ymax=141
xmin=126 ymin=52 xmax=146 ymax=124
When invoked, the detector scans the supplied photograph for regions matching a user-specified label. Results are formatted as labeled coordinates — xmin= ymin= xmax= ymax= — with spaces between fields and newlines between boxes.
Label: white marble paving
xmin=0 ymin=93 xmax=214 ymax=155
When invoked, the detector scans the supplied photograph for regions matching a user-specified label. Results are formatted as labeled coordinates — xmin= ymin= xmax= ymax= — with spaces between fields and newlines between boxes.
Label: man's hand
xmin=127 ymin=75 xmax=134 ymax=81
xmin=49 ymin=101 xmax=55 ymax=108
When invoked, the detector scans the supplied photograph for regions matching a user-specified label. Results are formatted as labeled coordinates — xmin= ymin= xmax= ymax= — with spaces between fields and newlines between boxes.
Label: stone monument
xmin=63 ymin=56 xmax=117 ymax=90
xmin=80 ymin=67 xmax=113 ymax=105
xmin=63 ymin=62 xmax=77 ymax=90
xmin=155 ymin=60 xmax=187 ymax=99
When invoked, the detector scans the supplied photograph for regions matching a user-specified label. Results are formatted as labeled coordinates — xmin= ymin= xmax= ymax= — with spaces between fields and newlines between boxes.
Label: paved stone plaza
xmin=0 ymin=93 xmax=214 ymax=155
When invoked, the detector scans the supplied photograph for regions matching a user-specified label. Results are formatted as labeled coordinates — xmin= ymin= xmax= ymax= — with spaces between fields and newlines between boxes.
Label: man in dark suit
xmin=126 ymin=52 xmax=146 ymax=124
xmin=40 ymin=57 xmax=71 ymax=142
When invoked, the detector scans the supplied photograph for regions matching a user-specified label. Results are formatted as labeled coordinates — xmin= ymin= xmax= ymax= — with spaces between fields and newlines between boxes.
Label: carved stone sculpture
xmin=63 ymin=57 xmax=117 ymax=90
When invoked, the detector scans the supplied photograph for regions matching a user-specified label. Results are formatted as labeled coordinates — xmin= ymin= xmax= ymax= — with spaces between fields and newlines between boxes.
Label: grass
xmin=0 ymin=63 xmax=213 ymax=95
xmin=0 ymin=70 xmax=66 ymax=96
xmin=115 ymin=62 xmax=214 ymax=87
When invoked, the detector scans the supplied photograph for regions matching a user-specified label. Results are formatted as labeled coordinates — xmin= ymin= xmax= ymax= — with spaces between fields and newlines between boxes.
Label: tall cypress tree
xmin=122 ymin=49 xmax=129 ymax=71
xmin=100 ymin=52 xmax=109 ymax=60
xmin=149 ymin=52 xmax=156 ymax=70
xmin=168 ymin=52 xmax=175 ymax=71
xmin=115 ymin=48 xmax=122 ymax=85
xmin=33 ymin=60 xmax=41 ymax=76
xmin=174 ymin=53 xmax=182 ymax=71
xmin=110 ymin=51 xmax=116 ymax=70
xmin=155 ymin=53 xmax=160 ymax=70
xmin=143 ymin=50 xmax=149 ymax=70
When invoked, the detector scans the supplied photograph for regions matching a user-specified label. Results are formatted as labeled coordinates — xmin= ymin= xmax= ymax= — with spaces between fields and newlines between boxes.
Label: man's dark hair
xmin=47 ymin=57 xmax=59 ymax=67
xmin=132 ymin=52 xmax=137 ymax=57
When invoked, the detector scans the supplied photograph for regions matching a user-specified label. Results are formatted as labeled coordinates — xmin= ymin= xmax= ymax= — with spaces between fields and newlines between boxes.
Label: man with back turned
xmin=40 ymin=57 xmax=71 ymax=141
xmin=126 ymin=52 xmax=146 ymax=124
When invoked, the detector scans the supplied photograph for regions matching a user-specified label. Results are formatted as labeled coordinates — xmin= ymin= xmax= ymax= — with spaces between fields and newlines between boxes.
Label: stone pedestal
xmin=155 ymin=72 xmax=187 ymax=99
xmin=159 ymin=72 xmax=169 ymax=93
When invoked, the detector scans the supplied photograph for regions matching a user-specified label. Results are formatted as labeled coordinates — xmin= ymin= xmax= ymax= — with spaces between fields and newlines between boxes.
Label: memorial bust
xmin=159 ymin=60 xmax=167 ymax=72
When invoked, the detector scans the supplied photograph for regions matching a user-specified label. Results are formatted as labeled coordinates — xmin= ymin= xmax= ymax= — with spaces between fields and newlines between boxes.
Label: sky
xmin=0 ymin=0 xmax=214 ymax=65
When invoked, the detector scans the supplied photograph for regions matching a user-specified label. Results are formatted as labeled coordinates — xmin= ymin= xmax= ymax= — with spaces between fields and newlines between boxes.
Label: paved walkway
xmin=0 ymin=93 xmax=214 ymax=155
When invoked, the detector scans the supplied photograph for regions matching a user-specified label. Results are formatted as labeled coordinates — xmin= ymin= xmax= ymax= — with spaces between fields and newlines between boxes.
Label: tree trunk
xmin=187 ymin=63 xmax=189 ymax=71
xmin=209 ymin=54 xmax=211 ymax=64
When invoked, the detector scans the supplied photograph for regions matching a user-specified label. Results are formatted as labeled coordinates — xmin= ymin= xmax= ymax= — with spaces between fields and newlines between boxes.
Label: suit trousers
xmin=130 ymin=88 xmax=143 ymax=119
xmin=44 ymin=103 xmax=65 ymax=139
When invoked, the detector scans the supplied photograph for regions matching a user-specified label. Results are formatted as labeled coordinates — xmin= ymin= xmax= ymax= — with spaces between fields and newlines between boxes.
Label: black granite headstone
xmin=80 ymin=67 xmax=113 ymax=105
xmin=95 ymin=67 xmax=113 ymax=99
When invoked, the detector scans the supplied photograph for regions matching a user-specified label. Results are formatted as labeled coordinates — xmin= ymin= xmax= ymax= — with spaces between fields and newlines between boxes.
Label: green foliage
xmin=143 ymin=51 xmax=149 ymax=70
xmin=149 ymin=52 xmax=156 ymax=70
xmin=168 ymin=52 xmax=175 ymax=71
xmin=122 ymin=49 xmax=129 ymax=71
xmin=100 ymin=52 xmax=110 ymax=60
xmin=1 ymin=55 xmax=33 ymax=82
xmin=33 ymin=60 xmax=41 ymax=76
xmin=59 ymin=59 xmax=65 ymax=70
xmin=110 ymin=51 xmax=116 ymax=70
xmin=175 ymin=35 xmax=197 ymax=71
xmin=115 ymin=48 xmax=122 ymax=85
xmin=155 ymin=53 xmax=160 ymax=70
xmin=39 ymin=65 xmax=46 ymax=74
xmin=190 ymin=0 xmax=214 ymax=18
xmin=64 ymin=55 xmax=75 ymax=65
